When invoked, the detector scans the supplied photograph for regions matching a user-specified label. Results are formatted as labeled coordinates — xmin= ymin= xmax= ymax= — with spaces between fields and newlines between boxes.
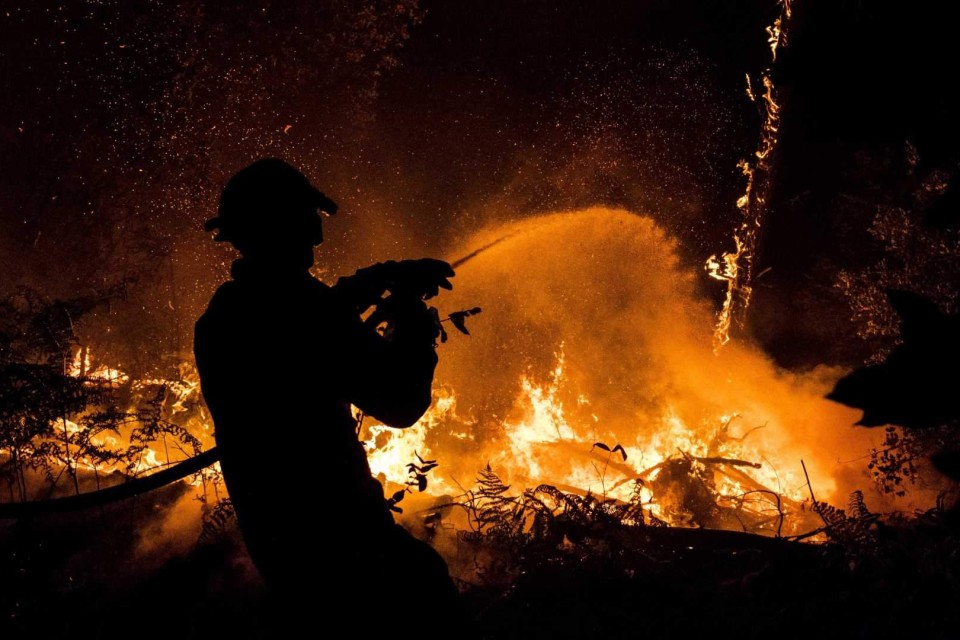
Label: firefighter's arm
xmin=336 ymin=296 xmax=441 ymax=428
xmin=330 ymin=262 xmax=396 ymax=314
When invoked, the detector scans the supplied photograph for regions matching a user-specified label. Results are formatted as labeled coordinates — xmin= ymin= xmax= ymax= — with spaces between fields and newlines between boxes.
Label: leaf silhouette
xmin=593 ymin=442 xmax=611 ymax=452
xmin=612 ymin=444 xmax=628 ymax=461
xmin=417 ymin=475 xmax=428 ymax=492
xmin=416 ymin=453 xmax=437 ymax=465
xmin=450 ymin=313 xmax=470 ymax=335
xmin=447 ymin=307 xmax=482 ymax=336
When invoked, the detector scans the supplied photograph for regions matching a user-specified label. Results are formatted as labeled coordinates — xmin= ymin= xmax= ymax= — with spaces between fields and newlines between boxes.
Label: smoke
xmin=430 ymin=207 xmax=885 ymax=505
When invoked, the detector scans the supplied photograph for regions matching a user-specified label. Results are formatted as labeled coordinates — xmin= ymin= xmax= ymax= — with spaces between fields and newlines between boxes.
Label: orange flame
xmin=62 ymin=351 xmax=218 ymax=487
xmin=708 ymin=0 xmax=792 ymax=350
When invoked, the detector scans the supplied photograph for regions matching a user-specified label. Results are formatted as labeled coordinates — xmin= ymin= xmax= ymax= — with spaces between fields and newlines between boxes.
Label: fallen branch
xmin=784 ymin=526 xmax=829 ymax=542
xmin=693 ymin=455 xmax=762 ymax=469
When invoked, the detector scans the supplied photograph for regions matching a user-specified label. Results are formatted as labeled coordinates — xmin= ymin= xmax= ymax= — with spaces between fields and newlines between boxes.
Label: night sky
xmin=2 ymin=0 xmax=958 ymax=371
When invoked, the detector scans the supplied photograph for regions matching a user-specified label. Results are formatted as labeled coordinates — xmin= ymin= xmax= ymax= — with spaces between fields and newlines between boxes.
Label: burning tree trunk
xmin=707 ymin=0 xmax=794 ymax=350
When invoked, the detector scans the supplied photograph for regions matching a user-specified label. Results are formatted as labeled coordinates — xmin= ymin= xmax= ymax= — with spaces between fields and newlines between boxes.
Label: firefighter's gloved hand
xmin=333 ymin=263 xmax=393 ymax=309
xmin=389 ymin=297 xmax=442 ymax=347
xmin=389 ymin=259 xmax=455 ymax=299
xmin=335 ymin=259 xmax=454 ymax=305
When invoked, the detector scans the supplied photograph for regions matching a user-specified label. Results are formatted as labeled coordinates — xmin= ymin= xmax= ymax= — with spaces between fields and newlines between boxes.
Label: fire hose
xmin=0 ymin=448 xmax=220 ymax=519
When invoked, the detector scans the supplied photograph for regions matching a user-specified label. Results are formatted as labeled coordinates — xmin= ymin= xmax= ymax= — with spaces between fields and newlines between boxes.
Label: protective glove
xmin=376 ymin=259 xmax=454 ymax=299
xmin=386 ymin=297 xmax=443 ymax=347
xmin=334 ymin=258 xmax=455 ymax=310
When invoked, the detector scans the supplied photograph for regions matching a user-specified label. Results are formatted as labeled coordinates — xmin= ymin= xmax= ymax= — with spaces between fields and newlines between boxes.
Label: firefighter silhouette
xmin=194 ymin=159 xmax=460 ymax=629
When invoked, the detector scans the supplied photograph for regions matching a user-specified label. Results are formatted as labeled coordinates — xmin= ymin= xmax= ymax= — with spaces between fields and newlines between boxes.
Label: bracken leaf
xmin=450 ymin=312 xmax=471 ymax=335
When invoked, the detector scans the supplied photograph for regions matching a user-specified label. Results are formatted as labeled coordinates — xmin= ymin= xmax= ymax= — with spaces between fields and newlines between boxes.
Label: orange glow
xmin=68 ymin=350 xmax=129 ymax=385
xmin=63 ymin=351 xmax=219 ymax=487
xmin=360 ymin=208 xmax=888 ymax=537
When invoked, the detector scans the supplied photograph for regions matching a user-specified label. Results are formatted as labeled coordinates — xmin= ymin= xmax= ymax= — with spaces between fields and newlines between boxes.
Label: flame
xmin=708 ymin=0 xmax=792 ymax=350
xmin=767 ymin=0 xmax=792 ymax=61
xmin=499 ymin=349 xmax=576 ymax=478
xmin=364 ymin=388 xmax=460 ymax=493
xmin=496 ymin=350 xmax=808 ymax=529
xmin=57 ymin=350 xmax=218 ymax=487
xmin=705 ymin=234 xmax=746 ymax=351
xmin=68 ymin=350 xmax=129 ymax=385
xmin=54 ymin=337 xmax=833 ymax=535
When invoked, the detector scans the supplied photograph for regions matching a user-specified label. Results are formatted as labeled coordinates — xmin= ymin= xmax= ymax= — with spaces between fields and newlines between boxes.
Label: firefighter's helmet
xmin=204 ymin=158 xmax=337 ymax=245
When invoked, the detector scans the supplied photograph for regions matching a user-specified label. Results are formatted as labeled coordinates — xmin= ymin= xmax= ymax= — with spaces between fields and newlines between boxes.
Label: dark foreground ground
xmin=2 ymin=486 xmax=960 ymax=640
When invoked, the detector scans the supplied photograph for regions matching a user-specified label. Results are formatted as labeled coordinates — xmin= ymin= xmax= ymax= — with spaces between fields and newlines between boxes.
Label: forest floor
xmin=2 ymin=484 xmax=960 ymax=640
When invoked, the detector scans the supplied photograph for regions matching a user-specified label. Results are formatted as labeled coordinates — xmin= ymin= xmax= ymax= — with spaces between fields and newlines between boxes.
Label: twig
xmin=355 ymin=410 xmax=365 ymax=437
xmin=727 ymin=423 xmax=768 ymax=442
xmin=801 ymin=459 xmax=831 ymax=531
xmin=740 ymin=489 xmax=784 ymax=538
xmin=694 ymin=455 xmax=762 ymax=469
xmin=447 ymin=474 xmax=470 ymax=497
xmin=784 ymin=526 xmax=828 ymax=542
